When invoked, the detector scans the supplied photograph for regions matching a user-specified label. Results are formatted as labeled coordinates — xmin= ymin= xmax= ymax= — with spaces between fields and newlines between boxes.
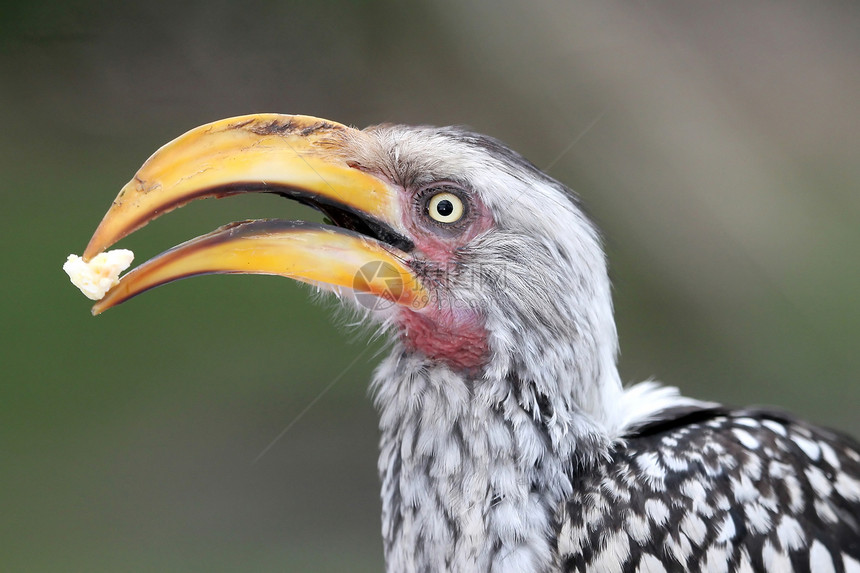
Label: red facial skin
xmin=397 ymin=307 xmax=491 ymax=374
xmin=394 ymin=185 xmax=495 ymax=375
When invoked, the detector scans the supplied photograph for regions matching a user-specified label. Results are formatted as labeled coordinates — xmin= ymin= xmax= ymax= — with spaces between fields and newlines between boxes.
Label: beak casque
xmin=82 ymin=114 xmax=426 ymax=315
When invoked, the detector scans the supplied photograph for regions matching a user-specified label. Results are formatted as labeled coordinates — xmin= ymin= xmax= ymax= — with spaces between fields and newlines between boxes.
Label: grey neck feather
xmin=370 ymin=234 xmax=621 ymax=573
xmin=372 ymin=350 xmax=593 ymax=573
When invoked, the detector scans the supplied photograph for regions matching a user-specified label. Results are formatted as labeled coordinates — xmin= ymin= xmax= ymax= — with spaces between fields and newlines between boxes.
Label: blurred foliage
xmin=2 ymin=0 xmax=859 ymax=570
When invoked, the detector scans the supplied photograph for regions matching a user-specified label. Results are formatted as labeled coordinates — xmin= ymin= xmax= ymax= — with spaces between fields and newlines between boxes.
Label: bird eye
xmin=427 ymin=192 xmax=465 ymax=224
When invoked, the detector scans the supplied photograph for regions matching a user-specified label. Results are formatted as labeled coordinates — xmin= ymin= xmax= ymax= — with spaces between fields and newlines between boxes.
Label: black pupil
xmin=436 ymin=199 xmax=454 ymax=217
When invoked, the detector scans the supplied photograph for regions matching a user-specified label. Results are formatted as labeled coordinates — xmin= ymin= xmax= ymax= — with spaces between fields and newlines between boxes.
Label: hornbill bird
xmin=73 ymin=114 xmax=860 ymax=572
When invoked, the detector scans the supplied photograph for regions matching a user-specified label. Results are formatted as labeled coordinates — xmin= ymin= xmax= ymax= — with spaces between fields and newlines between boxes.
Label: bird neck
xmin=371 ymin=349 xmax=611 ymax=573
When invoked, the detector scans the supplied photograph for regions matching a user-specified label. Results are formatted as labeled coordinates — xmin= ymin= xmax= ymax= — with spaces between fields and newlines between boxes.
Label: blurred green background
xmin=3 ymin=1 xmax=859 ymax=570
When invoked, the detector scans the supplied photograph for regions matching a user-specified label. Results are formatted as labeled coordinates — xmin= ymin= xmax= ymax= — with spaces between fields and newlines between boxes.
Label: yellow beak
xmin=83 ymin=114 xmax=426 ymax=314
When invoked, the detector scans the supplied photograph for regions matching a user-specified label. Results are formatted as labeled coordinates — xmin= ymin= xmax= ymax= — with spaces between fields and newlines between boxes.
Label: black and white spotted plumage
xmin=560 ymin=407 xmax=860 ymax=572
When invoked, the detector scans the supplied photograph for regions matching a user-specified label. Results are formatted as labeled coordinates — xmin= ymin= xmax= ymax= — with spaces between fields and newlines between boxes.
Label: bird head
xmin=83 ymin=114 xmax=627 ymax=435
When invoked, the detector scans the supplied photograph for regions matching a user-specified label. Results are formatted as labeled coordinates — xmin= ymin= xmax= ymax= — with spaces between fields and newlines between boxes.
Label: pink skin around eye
xmin=397 ymin=185 xmax=494 ymax=264
xmin=394 ymin=186 xmax=495 ymax=374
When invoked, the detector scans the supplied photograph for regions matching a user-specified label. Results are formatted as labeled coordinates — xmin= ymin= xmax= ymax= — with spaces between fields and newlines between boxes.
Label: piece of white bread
xmin=63 ymin=250 xmax=134 ymax=301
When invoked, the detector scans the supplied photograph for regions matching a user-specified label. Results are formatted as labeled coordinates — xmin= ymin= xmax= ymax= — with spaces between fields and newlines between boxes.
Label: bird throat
xmin=396 ymin=307 xmax=489 ymax=373
xmin=373 ymin=354 xmax=567 ymax=573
